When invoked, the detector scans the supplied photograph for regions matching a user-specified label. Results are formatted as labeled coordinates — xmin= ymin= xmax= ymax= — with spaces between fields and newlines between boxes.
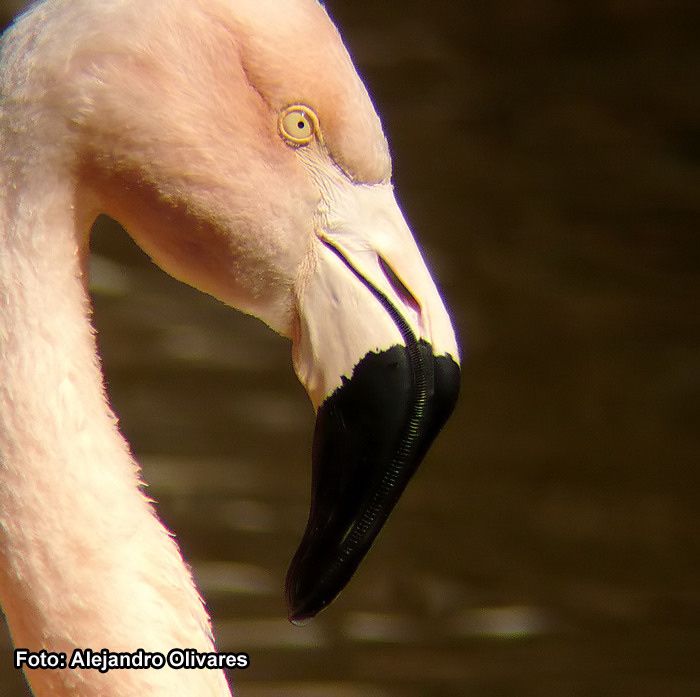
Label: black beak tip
xmin=285 ymin=573 xmax=316 ymax=625
xmin=287 ymin=600 xmax=321 ymax=626
xmin=288 ymin=610 xmax=313 ymax=627
xmin=285 ymin=343 xmax=461 ymax=624
xmin=286 ymin=558 xmax=342 ymax=624
xmin=285 ymin=534 xmax=359 ymax=624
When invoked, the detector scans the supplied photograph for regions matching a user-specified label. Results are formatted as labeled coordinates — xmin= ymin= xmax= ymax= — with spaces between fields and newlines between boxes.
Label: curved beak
xmin=287 ymin=182 xmax=460 ymax=623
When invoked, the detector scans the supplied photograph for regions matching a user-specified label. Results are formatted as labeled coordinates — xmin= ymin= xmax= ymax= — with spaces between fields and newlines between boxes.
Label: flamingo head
xmin=20 ymin=0 xmax=462 ymax=621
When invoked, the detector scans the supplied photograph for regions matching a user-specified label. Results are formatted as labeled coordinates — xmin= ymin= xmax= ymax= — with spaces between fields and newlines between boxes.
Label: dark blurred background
xmin=1 ymin=1 xmax=698 ymax=695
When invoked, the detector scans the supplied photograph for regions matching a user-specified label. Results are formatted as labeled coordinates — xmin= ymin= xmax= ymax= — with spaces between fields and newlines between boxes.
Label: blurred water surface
xmin=1 ymin=1 xmax=699 ymax=695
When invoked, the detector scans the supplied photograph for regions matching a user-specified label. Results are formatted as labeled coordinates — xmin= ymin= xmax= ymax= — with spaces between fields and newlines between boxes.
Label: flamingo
xmin=0 ymin=0 xmax=460 ymax=694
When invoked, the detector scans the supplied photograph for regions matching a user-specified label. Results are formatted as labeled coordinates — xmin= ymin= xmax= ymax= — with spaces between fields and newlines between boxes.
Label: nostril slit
xmin=378 ymin=256 xmax=421 ymax=316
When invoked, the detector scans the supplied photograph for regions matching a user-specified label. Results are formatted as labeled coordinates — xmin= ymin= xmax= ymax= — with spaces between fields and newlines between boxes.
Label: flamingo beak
xmin=286 ymin=183 xmax=461 ymax=623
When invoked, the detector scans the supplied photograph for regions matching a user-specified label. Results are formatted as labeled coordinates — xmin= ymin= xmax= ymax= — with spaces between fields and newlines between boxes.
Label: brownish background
xmin=1 ymin=1 xmax=698 ymax=695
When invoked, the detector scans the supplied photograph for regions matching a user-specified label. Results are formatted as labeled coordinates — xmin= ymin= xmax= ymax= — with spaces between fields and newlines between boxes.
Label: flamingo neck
xmin=0 ymin=165 xmax=232 ymax=695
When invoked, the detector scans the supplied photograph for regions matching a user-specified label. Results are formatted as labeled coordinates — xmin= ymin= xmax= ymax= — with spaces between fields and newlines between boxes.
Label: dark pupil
xmin=297 ymin=120 xmax=306 ymax=130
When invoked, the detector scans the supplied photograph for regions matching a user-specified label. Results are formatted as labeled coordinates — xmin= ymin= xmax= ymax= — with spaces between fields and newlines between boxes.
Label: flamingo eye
xmin=279 ymin=105 xmax=319 ymax=146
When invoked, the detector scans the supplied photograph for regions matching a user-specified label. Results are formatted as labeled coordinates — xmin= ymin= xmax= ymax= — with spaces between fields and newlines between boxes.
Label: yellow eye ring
xmin=279 ymin=105 xmax=320 ymax=146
